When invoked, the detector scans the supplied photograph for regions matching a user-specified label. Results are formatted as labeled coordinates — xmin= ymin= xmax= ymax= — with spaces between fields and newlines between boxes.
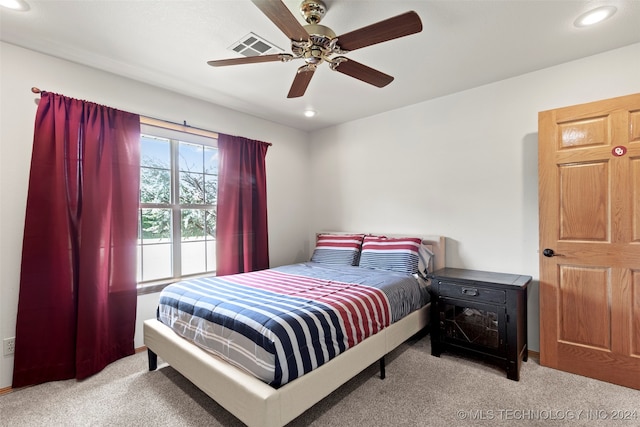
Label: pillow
xmin=310 ymin=233 xmax=365 ymax=266
xmin=417 ymin=244 xmax=434 ymax=279
xmin=359 ymin=235 xmax=425 ymax=275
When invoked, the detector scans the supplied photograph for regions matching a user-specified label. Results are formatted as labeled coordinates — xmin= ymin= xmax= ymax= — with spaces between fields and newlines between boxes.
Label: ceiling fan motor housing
xmin=294 ymin=24 xmax=336 ymax=65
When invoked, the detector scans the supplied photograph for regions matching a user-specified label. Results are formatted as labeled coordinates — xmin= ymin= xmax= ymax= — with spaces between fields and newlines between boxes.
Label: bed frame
xmin=144 ymin=235 xmax=445 ymax=427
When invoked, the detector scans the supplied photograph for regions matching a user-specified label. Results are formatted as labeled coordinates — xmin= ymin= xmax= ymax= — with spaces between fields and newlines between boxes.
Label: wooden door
xmin=538 ymin=93 xmax=640 ymax=390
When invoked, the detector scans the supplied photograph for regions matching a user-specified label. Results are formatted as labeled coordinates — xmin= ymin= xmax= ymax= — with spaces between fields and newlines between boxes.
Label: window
xmin=137 ymin=122 xmax=218 ymax=288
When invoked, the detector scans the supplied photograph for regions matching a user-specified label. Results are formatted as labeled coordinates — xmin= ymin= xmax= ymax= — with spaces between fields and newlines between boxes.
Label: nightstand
xmin=428 ymin=268 xmax=531 ymax=381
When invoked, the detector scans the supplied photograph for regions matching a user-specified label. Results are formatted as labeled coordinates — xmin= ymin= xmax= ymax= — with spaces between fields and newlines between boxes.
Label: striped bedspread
xmin=158 ymin=262 xmax=429 ymax=387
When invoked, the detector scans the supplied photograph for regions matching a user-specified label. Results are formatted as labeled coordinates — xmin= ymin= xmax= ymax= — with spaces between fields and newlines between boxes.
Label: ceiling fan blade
xmin=251 ymin=0 xmax=309 ymax=42
xmin=336 ymin=11 xmax=422 ymax=52
xmin=332 ymin=58 xmax=393 ymax=88
xmin=287 ymin=66 xmax=316 ymax=98
xmin=207 ymin=54 xmax=291 ymax=67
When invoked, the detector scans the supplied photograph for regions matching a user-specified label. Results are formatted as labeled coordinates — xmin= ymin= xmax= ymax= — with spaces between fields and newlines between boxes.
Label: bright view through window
xmin=137 ymin=125 xmax=218 ymax=286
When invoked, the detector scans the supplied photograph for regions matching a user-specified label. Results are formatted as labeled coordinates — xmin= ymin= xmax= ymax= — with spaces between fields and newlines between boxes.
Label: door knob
xmin=543 ymin=248 xmax=563 ymax=257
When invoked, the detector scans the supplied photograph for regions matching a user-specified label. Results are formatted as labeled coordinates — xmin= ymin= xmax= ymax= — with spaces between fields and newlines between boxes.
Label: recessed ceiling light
xmin=574 ymin=6 xmax=617 ymax=27
xmin=304 ymin=110 xmax=316 ymax=118
xmin=0 ymin=0 xmax=30 ymax=11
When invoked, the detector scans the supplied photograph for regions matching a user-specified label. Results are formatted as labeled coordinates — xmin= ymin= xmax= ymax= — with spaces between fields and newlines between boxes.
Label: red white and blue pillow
xmin=310 ymin=233 xmax=365 ymax=266
xmin=359 ymin=235 xmax=430 ymax=276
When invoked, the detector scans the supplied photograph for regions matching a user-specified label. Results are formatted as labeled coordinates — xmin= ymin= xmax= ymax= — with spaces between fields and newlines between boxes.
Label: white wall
xmin=0 ymin=42 xmax=311 ymax=389
xmin=308 ymin=42 xmax=640 ymax=354
xmin=2 ymin=40 xmax=639 ymax=390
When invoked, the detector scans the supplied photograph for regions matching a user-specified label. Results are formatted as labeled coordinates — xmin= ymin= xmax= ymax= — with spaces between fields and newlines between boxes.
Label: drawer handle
xmin=462 ymin=287 xmax=478 ymax=296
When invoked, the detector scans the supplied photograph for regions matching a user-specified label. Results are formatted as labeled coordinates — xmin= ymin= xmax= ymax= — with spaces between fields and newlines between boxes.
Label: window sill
xmin=136 ymin=272 xmax=217 ymax=296
xmin=137 ymin=282 xmax=173 ymax=295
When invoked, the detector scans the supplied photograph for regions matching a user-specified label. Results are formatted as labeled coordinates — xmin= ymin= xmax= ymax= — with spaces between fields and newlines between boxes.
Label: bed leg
xmin=148 ymin=349 xmax=158 ymax=371
xmin=379 ymin=356 xmax=386 ymax=379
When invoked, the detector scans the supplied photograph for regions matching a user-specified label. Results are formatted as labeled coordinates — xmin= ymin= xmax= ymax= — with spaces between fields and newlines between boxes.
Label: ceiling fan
xmin=207 ymin=0 xmax=423 ymax=98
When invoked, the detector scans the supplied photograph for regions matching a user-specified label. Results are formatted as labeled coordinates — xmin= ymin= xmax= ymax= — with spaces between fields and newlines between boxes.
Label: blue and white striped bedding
xmin=158 ymin=262 xmax=430 ymax=387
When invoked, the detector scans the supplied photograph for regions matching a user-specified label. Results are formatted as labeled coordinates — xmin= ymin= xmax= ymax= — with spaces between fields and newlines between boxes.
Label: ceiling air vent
xmin=229 ymin=33 xmax=283 ymax=57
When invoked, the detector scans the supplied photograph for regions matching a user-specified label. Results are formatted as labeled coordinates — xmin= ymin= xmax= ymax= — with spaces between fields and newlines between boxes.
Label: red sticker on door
xmin=612 ymin=146 xmax=627 ymax=157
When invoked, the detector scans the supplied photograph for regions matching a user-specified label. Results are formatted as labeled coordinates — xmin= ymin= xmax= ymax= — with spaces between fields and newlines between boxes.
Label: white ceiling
xmin=2 ymin=1 xmax=639 ymax=131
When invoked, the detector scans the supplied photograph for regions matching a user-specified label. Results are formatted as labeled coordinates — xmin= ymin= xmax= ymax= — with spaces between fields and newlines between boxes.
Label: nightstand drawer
xmin=437 ymin=281 xmax=506 ymax=304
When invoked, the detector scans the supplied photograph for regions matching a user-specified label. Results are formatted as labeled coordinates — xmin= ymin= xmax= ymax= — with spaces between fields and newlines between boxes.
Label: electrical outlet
xmin=3 ymin=337 xmax=15 ymax=356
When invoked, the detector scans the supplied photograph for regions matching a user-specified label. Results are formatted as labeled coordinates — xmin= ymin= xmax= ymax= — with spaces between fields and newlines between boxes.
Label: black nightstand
xmin=428 ymin=268 xmax=531 ymax=381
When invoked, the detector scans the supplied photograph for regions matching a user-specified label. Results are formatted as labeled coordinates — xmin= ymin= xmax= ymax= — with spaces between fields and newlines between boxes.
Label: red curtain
xmin=216 ymin=134 xmax=270 ymax=275
xmin=12 ymin=92 xmax=140 ymax=387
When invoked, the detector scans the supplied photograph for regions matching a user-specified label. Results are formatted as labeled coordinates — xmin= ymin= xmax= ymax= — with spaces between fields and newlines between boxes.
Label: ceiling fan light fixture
xmin=0 ymin=0 xmax=30 ymax=11
xmin=574 ymin=6 xmax=617 ymax=27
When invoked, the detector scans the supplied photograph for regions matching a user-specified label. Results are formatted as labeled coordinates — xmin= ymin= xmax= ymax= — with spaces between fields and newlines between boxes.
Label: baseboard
xmin=528 ymin=349 xmax=540 ymax=360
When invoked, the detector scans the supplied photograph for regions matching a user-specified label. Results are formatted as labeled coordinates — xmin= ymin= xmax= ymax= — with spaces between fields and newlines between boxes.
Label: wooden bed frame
xmin=144 ymin=235 xmax=445 ymax=427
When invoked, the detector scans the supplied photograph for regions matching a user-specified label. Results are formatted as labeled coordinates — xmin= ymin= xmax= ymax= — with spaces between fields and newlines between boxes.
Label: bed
xmin=144 ymin=233 xmax=445 ymax=427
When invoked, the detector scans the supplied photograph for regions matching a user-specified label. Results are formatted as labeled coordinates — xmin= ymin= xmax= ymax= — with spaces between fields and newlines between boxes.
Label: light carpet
xmin=1 ymin=334 xmax=638 ymax=426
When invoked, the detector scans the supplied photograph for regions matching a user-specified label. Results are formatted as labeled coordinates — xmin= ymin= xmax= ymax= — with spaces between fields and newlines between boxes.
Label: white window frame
xmin=137 ymin=118 xmax=219 ymax=293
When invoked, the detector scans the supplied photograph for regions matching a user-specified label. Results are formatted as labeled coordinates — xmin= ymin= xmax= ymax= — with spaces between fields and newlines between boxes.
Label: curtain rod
xmin=31 ymin=86 xmax=219 ymax=138
xmin=31 ymin=87 xmax=272 ymax=145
